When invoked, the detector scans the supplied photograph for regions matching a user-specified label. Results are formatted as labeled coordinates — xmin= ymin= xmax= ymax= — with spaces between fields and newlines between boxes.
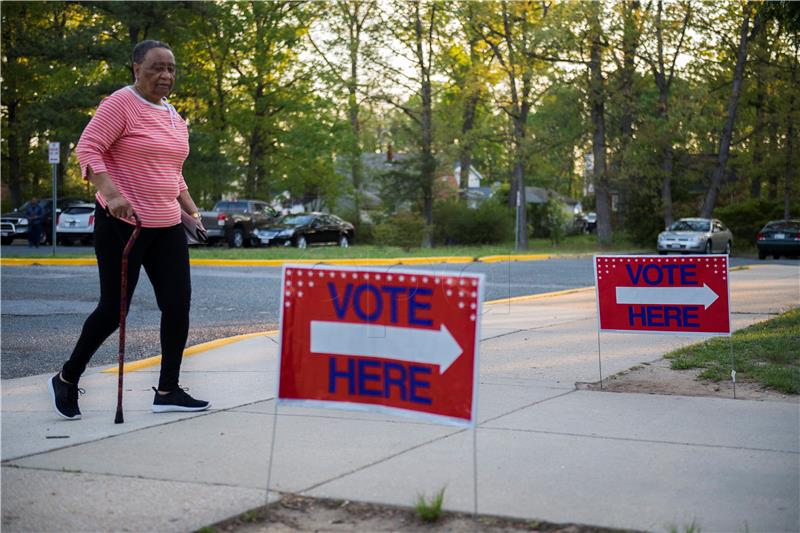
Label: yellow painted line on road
xmin=0 ymin=258 xmax=97 ymax=266
xmin=4 ymin=255 xmax=480 ymax=267
xmin=478 ymin=254 xmax=550 ymax=263
xmin=484 ymin=286 xmax=594 ymax=306
xmin=189 ymin=256 xmax=477 ymax=267
xmin=100 ymin=330 xmax=279 ymax=374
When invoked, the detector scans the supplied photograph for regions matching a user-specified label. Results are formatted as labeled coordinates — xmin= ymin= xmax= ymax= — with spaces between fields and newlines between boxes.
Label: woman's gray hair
xmin=132 ymin=40 xmax=172 ymax=64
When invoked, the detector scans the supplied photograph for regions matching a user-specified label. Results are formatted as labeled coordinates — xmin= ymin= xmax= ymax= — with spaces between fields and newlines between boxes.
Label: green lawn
xmin=2 ymin=234 xmax=646 ymax=260
xmin=665 ymin=307 xmax=800 ymax=394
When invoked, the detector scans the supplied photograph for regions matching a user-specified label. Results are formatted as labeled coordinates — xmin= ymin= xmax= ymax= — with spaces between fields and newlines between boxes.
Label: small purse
xmin=181 ymin=210 xmax=208 ymax=245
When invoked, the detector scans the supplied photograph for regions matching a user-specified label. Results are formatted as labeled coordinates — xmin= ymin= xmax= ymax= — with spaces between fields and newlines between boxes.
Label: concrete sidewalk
xmin=2 ymin=264 xmax=798 ymax=532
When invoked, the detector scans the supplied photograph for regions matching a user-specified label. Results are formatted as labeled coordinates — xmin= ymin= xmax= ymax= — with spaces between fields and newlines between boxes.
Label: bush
xmin=433 ymin=199 xmax=512 ymax=245
xmin=373 ymin=211 xmax=426 ymax=250
xmin=527 ymin=198 xmax=571 ymax=243
xmin=714 ymin=199 xmax=798 ymax=246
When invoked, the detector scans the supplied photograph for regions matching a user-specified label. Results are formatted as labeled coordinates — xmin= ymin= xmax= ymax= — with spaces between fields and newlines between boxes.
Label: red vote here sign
xmin=277 ymin=265 xmax=483 ymax=426
xmin=595 ymin=255 xmax=730 ymax=336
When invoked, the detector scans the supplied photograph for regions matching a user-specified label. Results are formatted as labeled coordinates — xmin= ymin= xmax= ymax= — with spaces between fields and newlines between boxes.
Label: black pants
xmin=62 ymin=204 xmax=191 ymax=391
xmin=28 ymin=223 xmax=42 ymax=247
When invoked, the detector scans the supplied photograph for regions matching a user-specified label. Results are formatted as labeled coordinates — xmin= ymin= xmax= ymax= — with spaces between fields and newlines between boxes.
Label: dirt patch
xmin=580 ymin=358 xmax=799 ymax=402
xmin=206 ymin=493 xmax=632 ymax=533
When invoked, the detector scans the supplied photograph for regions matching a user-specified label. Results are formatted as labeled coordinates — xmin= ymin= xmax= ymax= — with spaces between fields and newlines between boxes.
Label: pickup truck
xmin=200 ymin=199 xmax=278 ymax=248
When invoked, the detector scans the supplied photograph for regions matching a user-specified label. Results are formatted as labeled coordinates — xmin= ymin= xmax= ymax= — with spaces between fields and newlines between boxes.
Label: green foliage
xmin=414 ymin=487 xmax=445 ymax=523
xmin=527 ymin=198 xmax=572 ymax=243
xmin=373 ymin=211 xmax=426 ymax=250
xmin=714 ymin=199 xmax=799 ymax=246
xmin=665 ymin=308 xmax=800 ymax=394
xmin=433 ymin=199 xmax=513 ymax=245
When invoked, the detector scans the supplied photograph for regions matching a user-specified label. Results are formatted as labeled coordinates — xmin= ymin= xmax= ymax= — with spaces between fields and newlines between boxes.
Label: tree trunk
xmin=459 ymin=6 xmax=481 ymax=195
xmin=4 ymin=100 xmax=23 ymax=208
xmin=785 ymin=38 xmax=798 ymax=220
xmin=246 ymin=84 xmax=266 ymax=197
xmin=459 ymin=93 xmax=479 ymax=192
xmin=346 ymin=1 xmax=364 ymax=229
xmin=700 ymin=7 xmax=756 ymax=218
xmin=750 ymin=21 xmax=768 ymax=198
xmin=589 ymin=6 xmax=612 ymax=245
xmin=415 ymin=2 xmax=435 ymax=248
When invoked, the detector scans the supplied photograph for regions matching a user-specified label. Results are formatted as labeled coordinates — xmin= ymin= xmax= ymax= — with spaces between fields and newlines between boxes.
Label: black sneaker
xmin=151 ymin=387 xmax=210 ymax=413
xmin=48 ymin=373 xmax=83 ymax=420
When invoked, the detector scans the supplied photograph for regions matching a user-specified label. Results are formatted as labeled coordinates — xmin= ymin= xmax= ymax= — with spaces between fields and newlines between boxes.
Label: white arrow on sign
xmin=615 ymin=283 xmax=719 ymax=309
xmin=310 ymin=321 xmax=463 ymax=374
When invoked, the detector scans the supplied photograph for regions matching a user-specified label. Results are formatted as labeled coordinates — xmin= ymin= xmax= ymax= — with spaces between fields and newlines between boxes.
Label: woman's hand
xmin=106 ymin=193 xmax=135 ymax=220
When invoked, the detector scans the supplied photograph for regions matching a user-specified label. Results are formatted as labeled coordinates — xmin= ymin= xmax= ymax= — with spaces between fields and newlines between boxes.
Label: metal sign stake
xmin=48 ymin=142 xmax=60 ymax=257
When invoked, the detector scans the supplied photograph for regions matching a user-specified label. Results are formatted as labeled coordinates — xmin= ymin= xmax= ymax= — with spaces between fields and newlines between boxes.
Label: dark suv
xmin=1 ymin=197 xmax=89 ymax=246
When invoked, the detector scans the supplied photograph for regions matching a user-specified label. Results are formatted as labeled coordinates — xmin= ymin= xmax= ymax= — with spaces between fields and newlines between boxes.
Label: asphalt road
xmin=0 ymin=253 xmax=781 ymax=379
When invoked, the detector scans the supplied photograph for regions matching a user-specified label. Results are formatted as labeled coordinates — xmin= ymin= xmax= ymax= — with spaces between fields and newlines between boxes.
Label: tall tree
xmin=639 ymin=0 xmax=691 ymax=226
xmin=587 ymin=2 xmax=613 ymax=245
xmin=700 ymin=2 xmax=761 ymax=218
xmin=476 ymin=0 xmax=551 ymax=250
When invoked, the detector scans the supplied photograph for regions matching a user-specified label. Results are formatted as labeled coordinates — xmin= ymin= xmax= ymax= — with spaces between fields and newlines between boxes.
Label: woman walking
xmin=48 ymin=40 xmax=209 ymax=419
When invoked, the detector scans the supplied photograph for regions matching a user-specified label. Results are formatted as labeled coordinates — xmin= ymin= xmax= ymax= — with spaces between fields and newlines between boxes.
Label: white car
xmin=56 ymin=203 xmax=95 ymax=245
xmin=657 ymin=217 xmax=732 ymax=255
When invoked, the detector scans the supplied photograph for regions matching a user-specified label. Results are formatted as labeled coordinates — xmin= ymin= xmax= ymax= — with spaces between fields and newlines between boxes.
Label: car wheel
xmin=724 ymin=241 xmax=732 ymax=255
xmin=704 ymin=241 xmax=712 ymax=254
xmin=1 ymin=237 xmax=13 ymax=246
xmin=773 ymin=254 xmax=781 ymax=260
xmin=295 ymin=235 xmax=307 ymax=249
xmin=339 ymin=234 xmax=349 ymax=248
xmin=41 ymin=232 xmax=50 ymax=246
xmin=228 ymin=228 xmax=245 ymax=248
xmin=758 ymin=250 xmax=766 ymax=260
xmin=658 ymin=251 xmax=667 ymax=255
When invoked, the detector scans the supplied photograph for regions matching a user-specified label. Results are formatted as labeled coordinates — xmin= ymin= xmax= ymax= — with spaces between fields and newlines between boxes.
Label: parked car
xmin=756 ymin=219 xmax=800 ymax=259
xmin=199 ymin=199 xmax=278 ymax=248
xmin=256 ymin=212 xmax=355 ymax=248
xmin=657 ymin=217 xmax=732 ymax=255
xmin=56 ymin=203 xmax=95 ymax=245
xmin=1 ymin=196 xmax=89 ymax=246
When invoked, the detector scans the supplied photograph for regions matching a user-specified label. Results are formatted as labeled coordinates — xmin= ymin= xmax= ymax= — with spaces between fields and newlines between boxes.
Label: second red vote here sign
xmin=595 ymin=255 xmax=730 ymax=336
xmin=277 ymin=265 xmax=483 ymax=426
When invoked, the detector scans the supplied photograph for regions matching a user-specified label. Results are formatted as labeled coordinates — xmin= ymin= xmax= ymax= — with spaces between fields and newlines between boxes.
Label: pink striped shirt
xmin=76 ymin=86 xmax=190 ymax=228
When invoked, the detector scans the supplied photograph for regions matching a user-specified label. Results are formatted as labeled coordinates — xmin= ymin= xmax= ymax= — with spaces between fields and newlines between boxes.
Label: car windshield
xmin=765 ymin=221 xmax=800 ymax=232
xmin=64 ymin=207 xmax=94 ymax=215
xmin=215 ymin=201 xmax=249 ymax=212
xmin=668 ymin=220 xmax=710 ymax=232
xmin=280 ymin=215 xmax=312 ymax=226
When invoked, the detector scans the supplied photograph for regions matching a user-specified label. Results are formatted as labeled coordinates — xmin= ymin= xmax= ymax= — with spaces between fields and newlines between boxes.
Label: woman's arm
xmin=88 ymin=169 xmax=134 ymax=219
xmin=177 ymin=189 xmax=204 ymax=230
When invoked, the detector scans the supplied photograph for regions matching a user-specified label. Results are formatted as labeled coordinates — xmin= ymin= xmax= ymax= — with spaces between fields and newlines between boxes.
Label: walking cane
xmin=115 ymin=212 xmax=142 ymax=424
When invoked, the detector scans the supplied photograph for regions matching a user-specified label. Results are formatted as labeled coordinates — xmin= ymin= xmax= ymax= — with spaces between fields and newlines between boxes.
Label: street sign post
xmin=277 ymin=264 xmax=483 ymax=426
xmin=48 ymin=142 xmax=60 ymax=256
xmin=594 ymin=255 xmax=730 ymax=336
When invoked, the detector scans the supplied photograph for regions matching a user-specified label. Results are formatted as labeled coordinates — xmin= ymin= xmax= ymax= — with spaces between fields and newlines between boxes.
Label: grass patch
xmin=665 ymin=308 xmax=800 ymax=394
xmin=414 ymin=487 xmax=446 ymax=522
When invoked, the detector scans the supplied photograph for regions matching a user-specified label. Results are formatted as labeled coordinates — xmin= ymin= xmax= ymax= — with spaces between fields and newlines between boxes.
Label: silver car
xmin=657 ymin=218 xmax=732 ymax=255
xmin=56 ymin=203 xmax=95 ymax=245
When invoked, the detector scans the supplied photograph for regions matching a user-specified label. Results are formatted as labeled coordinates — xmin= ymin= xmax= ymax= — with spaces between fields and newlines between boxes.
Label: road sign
xmin=48 ymin=142 xmax=60 ymax=164
xmin=595 ymin=255 xmax=730 ymax=336
xmin=277 ymin=264 xmax=483 ymax=426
